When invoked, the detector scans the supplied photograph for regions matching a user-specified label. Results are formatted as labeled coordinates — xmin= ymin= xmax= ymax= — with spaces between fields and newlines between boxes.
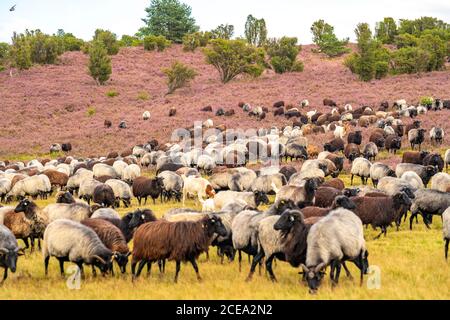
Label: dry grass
xmin=1 ymin=172 xmax=449 ymax=300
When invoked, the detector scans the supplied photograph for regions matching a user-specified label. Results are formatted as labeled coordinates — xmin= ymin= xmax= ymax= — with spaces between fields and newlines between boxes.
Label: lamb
xmin=443 ymin=207 xmax=449 ymax=260
xmin=105 ymin=179 xmax=133 ymax=208
xmin=401 ymin=171 xmax=424 ymax=189
xmin=344 ymin=143 xmax=361 ymax=162
xmin=131 ymin=215 xmax=227 ymax=282
xmin=408 ymin=128 xmax=426 ymax=151
xmin=301 ymin=208 xmax=368 ymax=293
xmin=132 ymin=176 xmax=164 ymax=205
xmin=213 ymin=191 xmax=269 ymax=210
xmin=395 ymin=163 xmax=437 ymax=186
xmin=430 ymin=173 xmax=450 ymax=192
xmin=347 ymin=131 xmax=362 ymax=145
xmin=157 ymin=171 xmax=183 ymax=202
xmin=385 ymin=135 xmax=402 ymax=154
xmin=81 ymin=219 xmax=130 ymax=274
xmin=409 ymin=189 xmax=450 ymax=230
xmin=363 ymin=142 xmax=378 ymax=161
xmin=0 ymin=224 xmax=22 ymax=284
xmin=430 ymin=127 xmax=444 ymax=145
xmin=43 ymin=202 xmax=92 ymax=223
xmin=323 ymin=138 xmax=345 ymax=153
xmin=43 ymin=219 xmax=113 ymax=278
xmin=370 ymin=163 xmax=395 ymax=187
xmin=273 ymin=178 xmax=319 ymax=208
xmin=351 ymin=157 xmax=372 ymax=185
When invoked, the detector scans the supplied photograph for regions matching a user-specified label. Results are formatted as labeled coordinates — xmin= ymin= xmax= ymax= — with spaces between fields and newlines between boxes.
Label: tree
xmin=88 ymin=41 xmax=112 ymax=85
xmin=266 ymin=37 xmax=303 ymax=73
xmin=310 ymin=19 xmax=349 ymax=57
xmin=163 ymin=61 xmax=197 ymax=94
xmin=143 ymin=35 xmax=171 ymax=51
xmin=203 ymin=39 xmax=266 ymax=83
xmin=375 ymin=17 xmax=398 ymax=44
xmin=138 ymin=0 xmax=199 ymax=43
xmin=182 ymin=32 xmax=211 ymax=51
xmin=418 ymin=32 xmax=447 ymax=71
xmin=245 ymin=15 xmax=267 ymax=47
xmin=93 ymin=29 xmax=119 ymax=55
xmin=211 ymin=24 xmax=234 ymax=40
xmin=390 ymin=47 xmax=430 ymax=74
xmin=10 ymin=32 xmax=32 ymax=70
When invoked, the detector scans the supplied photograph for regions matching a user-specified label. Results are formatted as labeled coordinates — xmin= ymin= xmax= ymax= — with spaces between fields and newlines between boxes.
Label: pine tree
xmin=88 ymin=41 xmax=112 ymax=85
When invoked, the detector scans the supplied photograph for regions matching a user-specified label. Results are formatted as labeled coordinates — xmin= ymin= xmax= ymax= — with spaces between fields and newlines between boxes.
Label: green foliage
xmin=137 ymin=91 xmax=151 ymax=100
xmin=55 ymin=30 xmax=84 ymax=51
xmin=120 ymin=35 xmax=142 ymax=47
xmin=106 ymin=90 xmax=119 ymax=97
xmin=29 ymin=31 xmax=59 ymax=64
xmin=10 ymin=32 xmax=32 ymax=70
xmin=138 ymin=0 xmax=199 ymax=43
xmin=420 ymin=96 xmax=434 ymax=106
xmin=88 ymin=41 xmax=112 ymax=85
xmin=93 ymin=29 xmax=120 ymax=55
xmin=182 ymin=32 xmax=211 ymax=51
xmin=163 ymin=61 xmax=197 ymax=94
xmin=244 ymin=15 xmax=267 ymax=47
xmin=0 ymin=42 xmax=9 ymax=70
xmin=375 ymin=17 xmax=398 ymax=44
xmin=203 ymin=39 xmax=266 ymax=83
xmin=86 ymin=107 xmax=97 ymax=117
xmin=395 ymin=33 xmax=419 ymax=48
xmin=266 ymin=37 xmax=303 ymax=73
xmin=211 ymin=24 xmax=234 ymax=40
xmin=398 ymin=17 xmax=449 ymax=37
xmin=418 ymin=33 xmax=447 ymax=71
xmin=81 ymin=42 xmax=92 ymax=54
xmin=144 ymin=35 xmax=171 ymax=51
xmin=311 ymin=20 xmax=349 ymax=57
xmin=390 ymin=47 xmax=430 ymax=74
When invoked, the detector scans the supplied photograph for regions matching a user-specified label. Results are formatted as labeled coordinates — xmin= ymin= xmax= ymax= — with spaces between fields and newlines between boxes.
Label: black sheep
xmin=93 ymin=184 xmax=116 ymax=208
xmin=385 ymin=135 xmax=402 ymax=154
xmin=132 ymin=176 xmax=164 ymax=205
xmin=323 ymin=138 xmax=345 ymax=153
xmin=347 ymin=131 xmax=362 ymax=145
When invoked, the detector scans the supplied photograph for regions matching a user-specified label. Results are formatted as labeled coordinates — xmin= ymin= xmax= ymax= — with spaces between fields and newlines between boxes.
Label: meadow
xmin=1 ymin=170 xmax=449 ymax=300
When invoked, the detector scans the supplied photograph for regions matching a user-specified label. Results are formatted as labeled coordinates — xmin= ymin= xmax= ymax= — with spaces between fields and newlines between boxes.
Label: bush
xmin=420 ymin=96 xmax=434 ymax=106
xmin=0 ymin=42 xmax=9 ymax=70
xmin=182 ymin=32 xmax=210 ymax=51
xmin=266 ymin=37 xmax=303 ymax=74
xmin=93 ymin=29 xmax=120 ymax=55
xmin=144 ymin=35 xmax=171 ymax=51
xmin=163 ymin=61 xmax=197 ymax=94
xmin=418 ymin=33 xmax=447 ymax=71
xmin=86 ymin=107 xmax=96 ymax=117
xmin=29 ymin=32 xmax=59 ymax=64
xmin=137 ymin=91 xmax=151 ymax=100
xmin=88 ymin=41 xmax=112 ymax=85
xmin=375 ymin=17 xmax=398 ymax=44
xmin=60 ymin=33 xmax=84 ymax=51
xmin=203 ymin=39 xmax=266 ymax=83
xmin=106 ymin=90 xmax=119 ymax=97
xmin=81 ymin=42 xmax=92 ymax=54
xmin=211 ymin=24 xmax=234 ymax=40
xmin=390 ymin=47 xmax=430 ymax=74
xmin=120 ymin=35 xmax=142 ymax=47
xmin=10 ymin=33 xmax=32 ymax=70
xmin=311 ymin=20 xmax=350 ymax=57
xmin=395 ymin=33 xmax=419 ymax=48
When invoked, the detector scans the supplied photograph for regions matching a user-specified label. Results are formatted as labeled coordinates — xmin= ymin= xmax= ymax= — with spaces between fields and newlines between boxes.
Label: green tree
xmin=395 ymin=33 xmax=419 ymax=48
xmin=10 ymin=32 xmax=32 ymax=70
xmin=418 ymin=32 xmax=447 ymax=71
xmin=29 ymin=31 xmax=59 ymax=64
xmin=163 ymin=61 xmax=197 ymax=94
xmin=310 ymin=19 xmax=349 ymax=57
xmin=138 ymin=0 xmax=199 ymax=43
xmin=266 ymin=37 xmax=303 ymax=73
xmin=390 ymin=46 xmax=430 ymax=74
xmin=88 ymin=41 xmax=112 ymax=85
xmin=143 ymin=35 xmax=171 ymax=51
xmin=211 ymin=24 xmax=234 ymax=40
xmin=93 ymin=29 xmax=119 ymax=55
xmin=375 ymin=17 xmax=398 ymax=44
xmin=120 ymin=35 xmax=142 ymax=47
xmin=0 ymin=42 xmax=10 ymax=71
xmin=203 ymin=39 xmax=266 ymax=83
xmin=245 ymin=15 xmax=267 ymax=47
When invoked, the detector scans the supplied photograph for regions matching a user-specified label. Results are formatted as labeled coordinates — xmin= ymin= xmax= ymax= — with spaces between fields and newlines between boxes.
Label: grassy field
xmin=1 ymin=172 xmax=449 ymax=300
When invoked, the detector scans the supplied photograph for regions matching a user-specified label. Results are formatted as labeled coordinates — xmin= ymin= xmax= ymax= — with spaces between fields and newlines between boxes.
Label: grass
xmin=1 ymin=172 xmax=449 ymax=300
xmin=106 ymin=90 xmax=119 ymax=98
xmin=86 ymin=107 xmax=96 ymax=117
xmin=137 ymin=91 xmax=150 ymax=101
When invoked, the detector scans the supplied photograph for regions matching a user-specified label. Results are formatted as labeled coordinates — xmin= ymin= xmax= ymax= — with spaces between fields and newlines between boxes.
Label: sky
xmin=1 ymin=0 xmax=450 ymax=43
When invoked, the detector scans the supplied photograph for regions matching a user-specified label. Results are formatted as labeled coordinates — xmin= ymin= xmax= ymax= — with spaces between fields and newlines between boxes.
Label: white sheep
xmin=181 ymin=175 xmax=215 ymax=206
xmin=142 ymin=111 xmax=151 ymax=120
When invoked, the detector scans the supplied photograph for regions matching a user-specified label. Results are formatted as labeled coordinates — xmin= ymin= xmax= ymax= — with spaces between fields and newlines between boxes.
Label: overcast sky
xmin=1 ymin=0 xmax=449 ymax=43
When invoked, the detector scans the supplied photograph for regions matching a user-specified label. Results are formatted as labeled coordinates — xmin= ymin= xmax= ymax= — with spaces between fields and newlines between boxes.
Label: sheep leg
xmin=445 ymin=239 xmax=449 ymax=260
xmin=246 ymin=251 xmax=264 ymax=282
xmin=332 ymin=262 xmax=342 ymax=287
xmin=409 ymin=213 xmax=417 ymax=230
xmin=174 ymin=261 xmax=181 ymax=283
xmin=158 ymin=260 xmax=165 ymax=274
xmin=22 ymin=238 xmax=29 ymax=250
xmin=58 ymin=259 xmax=65 ymax=277
xmin=342 ymin=262 xmax=353 ymax=279
xmin=238 ymin=250 xmax=242 ymax=272
xmin=134 ymin=260 xmax=146 ymax=279
xmin=374 ymin=228 xmax=384 ymax=240
xmin=44 ymin=256 xmax=50 ymax=276
xmin=76 ymin=262 xmax=85 ymax=280
xmin=351 ymin=174 xmax=354 ymax=186
xmin=265 ymin=255 xmax=277 ymax=282
xmin=146 ymin=261 xmax=152 ymax=277
xmin=189 ymin=258 xmax=202 ymax=281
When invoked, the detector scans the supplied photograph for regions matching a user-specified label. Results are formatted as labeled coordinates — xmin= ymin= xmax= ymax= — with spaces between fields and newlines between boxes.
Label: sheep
xmin=78 ymin=179 xmax=102 ymax=204
xmin=56 ymin=191 xmax=76 ymax=204
xmin=122 ymin=164 xmax=141 ymax=184
xmin=313 ymin=187 xmax=359 ymax=208
xmin=0 ymin=224 xmax=22 ymax=284
xmin=197 ymin=155 xmax=216 ymax=174
xmin=423 ymin=153 xmax=445 ymax=172
xmin=181 ymin=175 xmax=215 ymax=206
xmin=323 ymin=99 xmax=337 ymax=107
xmin=131 ymin=215 xmax=227 ymax=282
xmin=400 ymin=171 xmax=425 ymax=189
xmin=324 ymin=154 xmax=344 ymax=172
xmin=0 ymin=179 xmax=11 ymax=203
xmin=14 ymin=199 xmax=49 ymax=251
xmin=334 ymin=125 xmax=348 ymax=139
xmin=405 ymin=120 xmax=421 ymax=134
xmin=157 ymin=171 xmax=183 ymax=202
xmin=370 ymin=163 xmax=395 ymax=187
xmin=443 ymin=207 xmax=449 ymax=260
xmin=301 ymin=195 xmax=357 ymax=219
xmin=351 ymin=157 xmax=372 ymax=185
xmin=402 ymin=151 xmax=429 ymax=165
xmin=229 ymin=169 xmax=257 ymax=191
xmin=395 ymin=163 xmax=437 ymax=186
xmin=67 ymin=168 xmax=94 ymax=195
xmin=61 ymin=143 xmax=72 ymax=153
xmin=363 ymin=142 xmax=378 ymax=161
xmin=253 ymin=173 xmax=286 ymax=195
xmin=273 ymin=178 xmax=320 ymax=208
xmin=213 ymin=191 xmax=269 ymax=210
xmin=132 ymin=176 xmax=164 ymax=205
xmin=119 ymin=121 xmax=127 ymax=129
xmin=1 ymin=208 xmax=32 ymax=249
xmin=284 ymin=143 xmax=308 ymax=161
xmin=385 ymin=135 xmax=402 ymax=154
xmin=105 ymin=179 xmax=133 ymax=208
xmin=50 ymin=143 xmax=62 ymax=154
xmin=104 ymin=120 xmax=112 ymax=128
xmin=321 ymin=178 xmax=345 ymax=190
xmin=81 ymin=219 xmax=130 ymax=274
xmin=430 ymin=127 xmax=444 ymax=145
xmin=351 ymin=193 xmax=412 ymax=238
xmin=408 ymin=128 xmax=426 ymax=151
xmin=445 ymin=149 xmax=450 ymax=171
xmin=377 ymin=177 xmax=416 ymax=202
xmin=6 ymin=175 xmax=51 ymax=202
xmin=43 ymin=202 xmax=92 ymax=223
xmin=142 ymin=111 xmax=151 ymax=121
xmin=369 ymin=132 xmax=385 ymax=149
xmin=91 ymin=208 xmax=121 ymax=220
xmin=347 ymin=131 xmax=362 ymax=145
xmin=43 ymin=219 xmax=113 ymax=278
xmin=112 ymin=160 xmax=128 ymax=178
xmin=169 ymin=107 xmax=177 ymax=117
xmin=323 ymin=138 xmax=345 ymax=153
xmin=344 ymin=143 xmax=361 ymax=162
xmin=93 ymin=163 xmax=117 ymax=179
xmin=301 ymin=99 xmax=310 ymax=108
xmin=430 ymin=173 xmax=450 ymax=192
xmin=43 ymin=169 xmax=69 ymax=191
xmin=409 ymin=189 xmax=450 ymax=230
xmin=300 ymin=208 xmax=368 ymax=293
xmin=279 ymin=166 xmax=297 ymax=182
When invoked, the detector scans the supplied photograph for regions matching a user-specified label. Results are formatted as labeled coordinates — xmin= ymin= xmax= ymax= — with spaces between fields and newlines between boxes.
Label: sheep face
xmin=254 ymin=191 xmax=270 ymax=207
xmin=128 ymin=209 xmax=154 ymax=229
xmin=56 ymin=192 xmax=75 ymax=204
xmin=334 ymin=195 xmax=356 ymax=209
xmin=205 ymin=216 xmax=227 ymax=237
xmin=352 ymin=250 xmax=369 ymax=275
xmin=273 ymin=210 xmax=304 ymax=232
xmin=400 ymin=187 xmax=415 ymax=200
xmin=91 ymin=254 xmax=113 ymax=275
xmin=14 ymin=199 xmax=32 ymax=214
xmin=275 ymin=199 xmax=299 ymax=214
xmin=0 ymin=248 xmax=21 ymax=273
xmin=300 ymin=263 xmax=327 ymax=294
xmin=113 ymin=252 xmax=131 ymax=274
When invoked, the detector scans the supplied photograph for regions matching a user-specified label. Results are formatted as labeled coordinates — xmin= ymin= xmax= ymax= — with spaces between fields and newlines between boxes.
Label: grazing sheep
xmin=313 ymin=187 xmax=358 ymax=208
xmin=402 ymin=151 xmax=429 ymax=165
xmin=273 ymin=178 xmax=319 ymax=208
xmin=105 ymin=179 xmax=133 ymax=208
xmin=157 ymin=171 xmax=183 ymax=202
xmin=351 ymin=157 xmax=372 ymax=185
xmin=169 ymin=107 xmax=177 ymax=117
xmin=229 ymin=169 xmax=257 ymax=192
xmin=443 ymin=207 xmax=449 ymax=260
xmin=1 ymin=208 xmax=32 ymax=249
xmin=93 ymin=184 xmax=116 ymax=208
xmin=347 ymin=131 xmax=362 ymax=145
xmin=395 ymin=163 xmax=437 ymax=186
xmin=81 ymin=218 xmax=130 ymax=274
xmin=0 ymin=179 xmax=12 ymax=203
xmin=50 ymin=144 xmax=62 ymax=154
xmin=301 ymin=195 xmax=357 ymax=219
xmin=93 ymin=164 xmax=117 ymax=179
xmin=363 ymin=142 xmax=378 ymax=161
xmin=67 ymin=168 xmax=94 ymax=195
xmin=43 ymin=170 xmax=69 ymax=191
xmin=369 ymin=132 xmax=385 ymax=149
xmin=43 ymin=219 xmax=113 ymax=278
xmin=401 ymin=171 xmax=424 ymax=189
xmin=344 ymin=143 xmax=361 ymax=162
xmin=445 ymin=149 xmax=450 ymax=171
xmin=409 ymin=189 xmax=450 ymax=230
xmin=279 ymin=166 xmax=297 ymax=182
xmin=78 ymin=179 xmax=102 ymax=204
xmin=6 ymin=175 xmax=51 ymax=202
xmin=301 ymin=208 xmax=368 ymax=293
xmin=430 ymin=127 xmax=444 ymax=145
xmin=131 ymin=215 xmax=227 ymax=282
xmin=56 ymin=191 xmax=76 ymax=204
xmin=384 ymin=135 xmax=401 ymax=154
xmin=14 ymin=199 xmax=49 ymax=251
xmin=132 ymin=176 xmax=164 ymax=205
xmin=43 ymin=202 xmax=92 ymax=223
xmin=142 ymin=111 xmax=151 ymax=121
xmin=213 ymin=191 xmax=269 ymax=210
xmin=422 ymin=153 xmax=445 ymax=172
xmin=323 ymin=138 xmax=345 ymax=153
xmin=0 ymin=224 xmax=22 ymax=284
xmin=430 ymin=173 xmax=450 ymax=192
xmin=408 ymin=128 xmax=426 ymax=151
xmin=104 ymin=120 xmax=112 ymax=128
xmin=91 ymin=208 xmax=121 ymax=220
xmin=370 ymin=163 xmax=395 ymax=187
xmin=181 ymin=175 xmax=215 ymax=206
xmin=324 ymin=154 xmax=344 ymax=172
xmin=321 ymin=178 xmax=345 ymax=190
xmin=197 ymin=155 xmax=216 ymax=174
xmin=323 ymin=99 xmax=337 ymax=107
xmin=103 ymin=209 xmax=157 ymax=243
xmin=253 ymin=173 xmax=286 ymax=194
xmin=122 ymin=164 xmax=141 ymax=184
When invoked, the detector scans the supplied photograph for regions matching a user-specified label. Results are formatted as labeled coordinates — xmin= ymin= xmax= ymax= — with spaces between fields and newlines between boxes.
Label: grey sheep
xmin=213 ymin=191 xmax=269 ymax=210
xmin=430 ymin=173 xmax=450 ymax=192
xmin=351 ymin=157 xmax=372 ymax=185
xmin=430 ymin=127 xmax=444 ymax=145
xmin=0 ymin=178 xmax=12 ymax=203
xmin=363 ymin=142 xmax=378 ymax=161
xmin=43 ymin=202 xmax=92 ymax=223
xmin=91 ymin=208 xmax=121 ymax=220
xmin=252 ymin=173 xmax=286 ymax=194
xmin=229 ymin=169 xmax=257 ymax=191
xmin=196 ymin=155 xmax=216 ymax=174
xmin=78 ymin=179 xmax=102 ymax=204
xmin=400 ymin=171 xmax=424 ymax=189
xmin=67 ymin=168 xmax=94 ymax=195
xmin=369 ymin=163 xmax=395 ymax=187
xmin=273 ymin=178 xmax=319 ymax=208
xmin=105 ymin=179 xmax=133 ymax=207
xmin=0 ymin=224 xmax=22 ymax=284
xmin=395 ymin=163 xmax=437 ymax=186
xmin=157 ymin=171 xmax=184 ymax=202
xmin=6 ymin=175 xmax=51 ymax=202
xmin=445 ymin=149 xmax=450 ymax=171
xmin=301 ymin=208 xmax=368 ymax=293
xmin=409 ymin=189 xmax=450 ymax=230
xmin=377 ymin=177 xmax=417 ymax=199
xmin=93 ymin=163 xmax=118 ymax=179
xmin=408 ymin=128 xmax=426 ymax=151
xmin=443 ymin=207 xmax=449 ymax=260
xmin=209 ymin=171 xmax=233 ymax=190
xmin=43 ymin=219 xmax=113 ymax=278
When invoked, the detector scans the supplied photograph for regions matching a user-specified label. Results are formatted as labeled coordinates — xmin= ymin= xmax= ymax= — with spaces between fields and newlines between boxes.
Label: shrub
xmin=88 ymin=41 xmax=112 ymax=85
xmin=420 ymin=96 xmax=434 ymax=106
xmin=10 ymin=33 xmax=32 ymax=70
xmin=311 ymin=20 xmax=350 ymax=57
xmin=395 ymin=33 xmax=419 ymax=48
xmin=59 ymin=32 xmax=84 ymax=51
xmin=86 ymin=107 xmax=96 ymax=117
xmin=144 ymin=35 xmax=171 ymax=51
xmin=93 ymin=29 xmax=120 ymax=55
xmin=29 ymin=31 xmax=59 ymax=64
xmin=137 ymin=91 xmax=151 ymax=100
xmin=182 ymin=32 xmax=211 ymax=51
xmin=418 ymin=33 xmax=447 ymax=71
xmin=120 ymin=35 xmax=142 ymax=47
xmin=163 ymin=61 xmax=196 ymax=94
xmin=106 ymin=90 xmax=119 ymax=97
xmin=0 ymin=42 xmax=9 ymax=70
xmin=266 ymin=37 xmax=303 ymax=74
xmin=203 ymin=38 xmax=266 ymax=83
xmin=375 ymin=17 xmax=398 ymax=44
xmin=211 ymin=24 xmax=234 ymax=40
xmin=81 ymin=42 xmax=92 ymax=54
xmin=390 ymin=47 xmax=430 ymax=74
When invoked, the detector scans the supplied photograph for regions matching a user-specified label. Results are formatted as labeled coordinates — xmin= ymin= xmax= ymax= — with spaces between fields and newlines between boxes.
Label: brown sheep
xmin=323 ymin=138 xmax=345 ymax=153
xmin=301 ymin=195 xmax=356 ymax=219
xmin=307 ymin=145 xmax=320 ymax=158
xmin=120 ymin=148 xmax=133 ymax=157
xmin=107 ymin=151 xmax=119 ymax=159
xmin=344 ymin=143 xmax=361 ymax=162
xmin=314 ymin=187 xmax=359 ymax=208
xmin=131 ymin=215 xmax=227 ymax=282
xmin=104 ymin=120 xmax=112 ymax=128
xmin=132 ymin=176 xmax=164 ymax=205
xmin=95 ymin=175 xmax=114 ymax=183
xmin=358 ymin=117 xmax=370 ymax=128
xmin=81 ymin=218 xmax=130 ymax=274
xmin=273 ymin=101 xmax=285 ymax=108
xmin=402 ymin=151 xmax=429 ymax=165
xmin=323 ymin=99 xmax=337 ymax=107
xmin=369 ymin=132 xmax=385 ymax=149
xmin=43 ymin=170 xmax=69 ymax=190
xmin=405 ymin=120 xmax=421 ymax=134
xmin=325 ymin=153 xmax=345 ymax=171
xmin=11 ymin=174 xmax=26 ymax=188
xmin=93 ymin=184 xmax=116 ymax=208
xmin=321 ymin=178 xmax=345 ymax=190
xmin=3 ymin=209 xmax=32 ymax=249
xmin=169 ymin=107 xmax=177 ymax=117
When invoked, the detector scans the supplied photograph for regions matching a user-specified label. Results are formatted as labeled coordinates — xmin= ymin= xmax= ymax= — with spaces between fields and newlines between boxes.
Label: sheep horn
xmin=0 ymin=248 xmax=9 ymax=254
xmin=315 ymin=262 xmax=327 ymax=273
xmin=300 ymin=264 xmax=309 ymax=273
xmin=92 ymin=255 xmax=106 ymax=264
